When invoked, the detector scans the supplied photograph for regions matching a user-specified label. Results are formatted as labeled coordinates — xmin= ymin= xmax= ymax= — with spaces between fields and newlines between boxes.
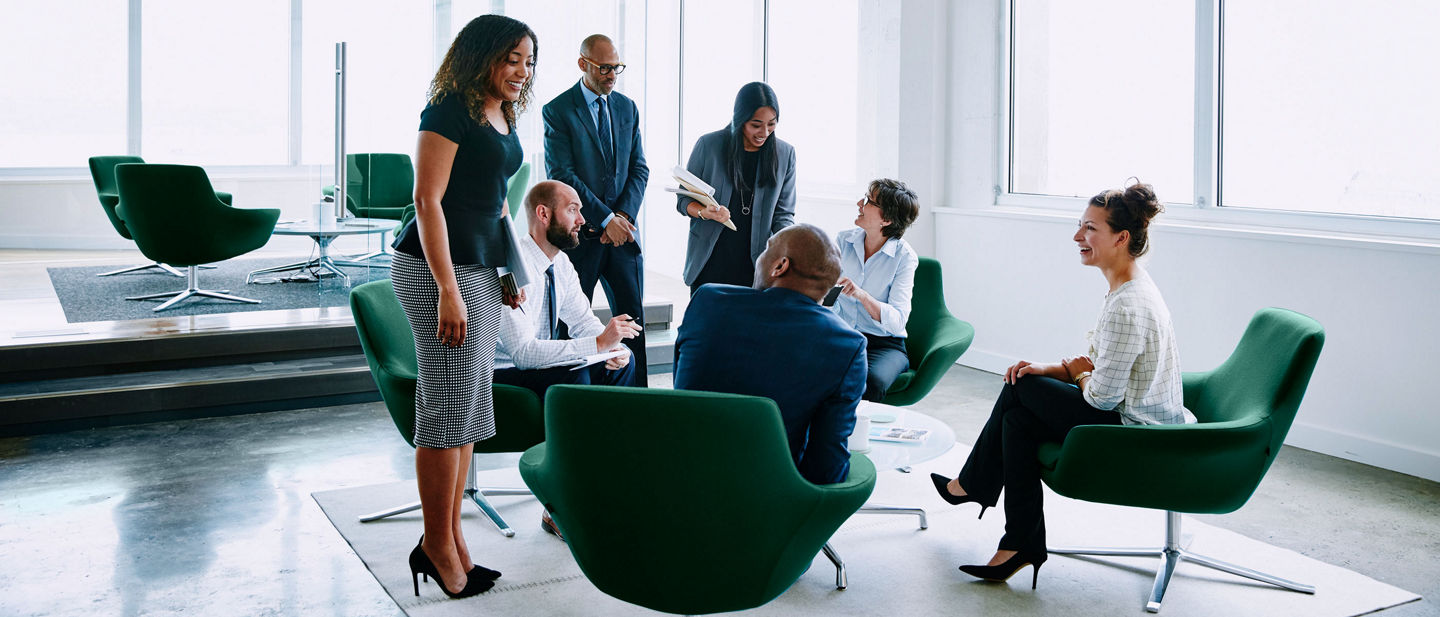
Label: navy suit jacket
xmin=542 ymin=81 xmax=649 ymax=251
xmin=673 ymin=285 xmax=867 ymax=485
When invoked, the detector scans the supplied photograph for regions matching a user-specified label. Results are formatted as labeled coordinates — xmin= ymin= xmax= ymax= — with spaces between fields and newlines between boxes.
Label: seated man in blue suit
xmin=673 ymin=224 xmax=866 ymax=485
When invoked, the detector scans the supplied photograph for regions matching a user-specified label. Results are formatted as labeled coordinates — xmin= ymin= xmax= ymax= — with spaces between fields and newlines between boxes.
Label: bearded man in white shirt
xmin=492 ymin=180 xmax=642 ymax=401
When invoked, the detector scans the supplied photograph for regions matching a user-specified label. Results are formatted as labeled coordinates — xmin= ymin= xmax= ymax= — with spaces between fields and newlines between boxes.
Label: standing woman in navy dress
xmin=389 ymin=14 xmax=536 ymax=599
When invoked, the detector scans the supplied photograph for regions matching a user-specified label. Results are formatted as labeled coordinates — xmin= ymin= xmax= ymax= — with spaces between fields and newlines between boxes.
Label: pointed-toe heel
xmin=959 ymin=551 xmax=1048 ymax=590
xmin=929 ymin=473 xmax=990 ymax=518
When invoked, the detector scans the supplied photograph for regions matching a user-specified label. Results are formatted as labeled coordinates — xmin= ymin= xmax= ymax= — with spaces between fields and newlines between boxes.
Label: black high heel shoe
xmin=416 ymin=536 xmax=501 ymax=581
xmin=409 ymin=542 xmax=495 ymax=598
xmin=929 ymin=473 xmax=990 ymax=519
xmin=958 ymin=550 xmax=1048 ymax=590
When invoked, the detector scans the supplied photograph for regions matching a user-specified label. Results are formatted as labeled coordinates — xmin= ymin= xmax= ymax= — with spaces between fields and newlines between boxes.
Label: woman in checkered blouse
xmin=930 ymin=181 xmax=1195 ymax=589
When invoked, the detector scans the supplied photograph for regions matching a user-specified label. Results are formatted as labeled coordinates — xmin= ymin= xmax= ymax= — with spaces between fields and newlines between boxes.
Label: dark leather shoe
xmin=540 ymin=511 xmax=565 ymax=542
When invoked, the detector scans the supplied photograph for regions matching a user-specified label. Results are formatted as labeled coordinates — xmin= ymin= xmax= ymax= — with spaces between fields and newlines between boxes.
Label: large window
xmin=0 ymin=2 xmax=127 ymax=167
xmin=1007 ymin=0 xmax=1440 ymax=223
xmin=141 ymin=0 xmax=290 ymax=165
xmin=1221 ymin=1 xmax=1440 ymax=219
xmin=1009 ymin=1 xmax=1194 ymax=201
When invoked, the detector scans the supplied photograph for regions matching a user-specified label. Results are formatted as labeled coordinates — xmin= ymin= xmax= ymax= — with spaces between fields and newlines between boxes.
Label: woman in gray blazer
xmin=676 ymin=82 xmax=796 ymax=293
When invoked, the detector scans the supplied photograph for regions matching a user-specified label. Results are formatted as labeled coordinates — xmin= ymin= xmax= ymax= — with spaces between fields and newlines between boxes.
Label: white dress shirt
xmin=494 ymin=233 xmax=606 ymax=370
xmin=1082 ymin=271 xmax=1196 ymax=425
xmin=831 ymin=227 xmax=918 ymax=338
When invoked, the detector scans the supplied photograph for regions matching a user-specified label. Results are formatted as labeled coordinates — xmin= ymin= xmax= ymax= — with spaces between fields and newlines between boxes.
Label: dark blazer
xmin=673 ymin=284 xmax=866 ymax=485
xmin=542 ymin=81 xmax=649 ymax=245
xmin=675 ymin=129 xmax=797 ymax=285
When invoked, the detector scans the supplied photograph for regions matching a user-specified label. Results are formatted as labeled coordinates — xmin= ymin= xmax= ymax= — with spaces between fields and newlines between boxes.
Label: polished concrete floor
xmin=1 ymin=366 xmax=1436 ymax=616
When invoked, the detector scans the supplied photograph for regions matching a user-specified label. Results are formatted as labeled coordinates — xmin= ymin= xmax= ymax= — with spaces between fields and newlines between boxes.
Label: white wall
xmin=931 ymin=1 xmax=1440 ymax=482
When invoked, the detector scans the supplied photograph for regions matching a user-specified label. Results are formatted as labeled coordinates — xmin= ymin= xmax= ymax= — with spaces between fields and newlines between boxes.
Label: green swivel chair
xmin=883 ymin=257 xmax=976 ymax=405
xmin=88 ymin=155 xmax=231 ymax=277
xmin=520 ymin=385 xmax=877 ymax=614
xmin=349 ymin=279 xmax=545 ymax=536
xmin=113 ymin=164 xmax=278 ymax=312
xmin=323 ymin=153 xmax=415 ymax=266
xmin=506 ymin=161 xmax=531 ymax=218
xmin=1038 ymin=308 xmax=1325 ymax=613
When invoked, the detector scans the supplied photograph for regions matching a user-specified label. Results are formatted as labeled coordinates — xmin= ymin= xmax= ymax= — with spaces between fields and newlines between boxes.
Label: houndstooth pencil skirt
xmin=391 ymin=252 xmax=503 ymax=449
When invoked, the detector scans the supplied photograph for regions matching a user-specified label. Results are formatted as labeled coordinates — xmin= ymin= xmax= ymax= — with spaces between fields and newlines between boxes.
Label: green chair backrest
xmin=350 ymin=280 xmax=420 ymax=446
xmin=88 ymin=155 xmax=146 ymax=238
xmin=884 ymin=257 xmax=976 ymax=406
xmin=523 ymin=385 xmax=876 ymax=615
xmin=113 ymin=164 xmax=278 ymax=267
xmin=350 ymin=279 xmax=544 ymax=452
xmin=348 ymin=153 xmax=415 ymax=212
xmin=1185 ymin=307 xmax=1326 ymax=462
xmin=506 ymin=161 xmax=531 ymax=218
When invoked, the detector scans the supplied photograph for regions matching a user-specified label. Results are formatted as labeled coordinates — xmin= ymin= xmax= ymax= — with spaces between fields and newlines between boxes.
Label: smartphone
xmin=821 ymin=285 xmax=844 ymax=307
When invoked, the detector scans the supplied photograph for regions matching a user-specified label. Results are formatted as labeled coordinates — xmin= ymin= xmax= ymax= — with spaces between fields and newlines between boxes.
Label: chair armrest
xmin=1043 ymin=419 xmax=1274 ymax=513
xmin=518 ymin=442 xmax=551 ymax=508
xmin=478 ymin=384 xmax=545 ymax=454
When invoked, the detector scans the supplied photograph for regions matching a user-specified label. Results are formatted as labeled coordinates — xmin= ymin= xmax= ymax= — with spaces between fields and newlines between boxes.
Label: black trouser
xmin=492 ymin=359 xmax=636 ymax=402
xmin=862 ymin=334 xmax=910 ymax=402
xmin=565 ymin=238 xmax=648 ymax=387
xmin=955 ymin=376 xmax=1120 ymax=554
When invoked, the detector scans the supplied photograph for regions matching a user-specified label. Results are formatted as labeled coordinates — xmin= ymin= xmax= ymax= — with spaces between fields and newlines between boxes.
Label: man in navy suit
xmin=673 ymin=224 xmax=867 ymax=485
xmin=542 ymin=34 xmax=650 ymax=386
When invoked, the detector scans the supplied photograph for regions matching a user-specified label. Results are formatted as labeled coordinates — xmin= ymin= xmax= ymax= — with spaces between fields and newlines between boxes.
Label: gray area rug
xmin=312 ymin=447 xmax=1419 ymax=617
xmin=46 ymin=257 xmax=391 ymax=323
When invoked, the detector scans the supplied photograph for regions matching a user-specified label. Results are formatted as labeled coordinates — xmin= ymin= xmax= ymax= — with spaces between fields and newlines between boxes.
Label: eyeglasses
xmin=859 ymin=195 xmax=879 ymax=208
xmin=581 ymin=57 xmax=626 ymax=75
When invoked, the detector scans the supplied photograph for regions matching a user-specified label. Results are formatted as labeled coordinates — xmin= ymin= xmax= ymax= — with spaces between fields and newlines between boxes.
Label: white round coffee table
xmin=247 ymin=217 xmax=393 ymax=284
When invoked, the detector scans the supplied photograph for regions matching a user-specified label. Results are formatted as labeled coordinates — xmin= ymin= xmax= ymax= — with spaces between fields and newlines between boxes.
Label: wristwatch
xmin=1072 ymin=371 xmax=1092 ymax=385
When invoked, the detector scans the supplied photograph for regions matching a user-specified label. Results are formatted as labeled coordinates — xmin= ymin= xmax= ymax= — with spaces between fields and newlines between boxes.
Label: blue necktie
xmin=596 ymin=96 xmax=614 ymax=168
xmin=545 ymin=264 xmax=558 ymax=340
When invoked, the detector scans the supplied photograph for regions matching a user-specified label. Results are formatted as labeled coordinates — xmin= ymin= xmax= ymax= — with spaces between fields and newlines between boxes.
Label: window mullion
xmin=1194 ymin=0 xmax=1220 ymax=208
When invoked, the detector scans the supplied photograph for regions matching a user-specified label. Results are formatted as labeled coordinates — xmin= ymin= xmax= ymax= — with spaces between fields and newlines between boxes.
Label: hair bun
xmin=1121 ymin=181 xmax=1163 ymax=223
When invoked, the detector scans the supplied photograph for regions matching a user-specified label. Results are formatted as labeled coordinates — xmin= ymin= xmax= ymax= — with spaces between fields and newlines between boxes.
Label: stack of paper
xmin=666 ymin=166 xmax=737 ymax=231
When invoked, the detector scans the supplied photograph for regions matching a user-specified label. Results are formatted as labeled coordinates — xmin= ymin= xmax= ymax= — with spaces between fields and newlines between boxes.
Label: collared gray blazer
xmin=675 ymin=128 xmax=796 ymax=286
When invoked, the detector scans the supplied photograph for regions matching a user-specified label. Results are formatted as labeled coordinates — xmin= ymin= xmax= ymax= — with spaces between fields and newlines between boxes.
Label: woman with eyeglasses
xmin=676 ymin=82 xmax=796 ymax=295
xmin=929 ymin=181 xmax=1194 ymax=590
xmin=388 ymin=14 xmax=536 ymax=600
xmin=830 ymin=178 xmax=921 ymax=402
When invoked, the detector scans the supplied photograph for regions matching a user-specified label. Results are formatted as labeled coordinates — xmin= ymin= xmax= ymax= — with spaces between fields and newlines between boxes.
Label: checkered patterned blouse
xmin=1083 ymin=272 xmax=1196 ymax=425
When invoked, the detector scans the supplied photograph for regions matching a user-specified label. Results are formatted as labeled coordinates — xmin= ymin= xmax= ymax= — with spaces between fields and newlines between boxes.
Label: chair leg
xmin=821 ymin=543 xmax=848 ymax=590
xmin=99 ymin=261 xmax=185 ymax=277
xmin=126 ymin=265 xmax=260 ymax=312
xmin=1051 ymin=511 xmax=1314 ymax=613
xmin=358 ymin=500 xmax=423 ymax=523
xmin=856 ymin=503 xmax=928 ymax=529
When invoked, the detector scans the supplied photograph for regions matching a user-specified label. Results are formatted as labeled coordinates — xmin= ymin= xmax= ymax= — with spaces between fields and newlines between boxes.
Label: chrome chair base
xmin=857 ymin=503 xmax=928 ymax=529
xmin=357 ymin=457 xmax=533 ymax=538
xmin=821 ymin=542 xmax=847 ymax=590
xmin=1051 ymin=511 xmax=1314 ymax=613
xmin=99 ymin=261 xmax=214 ymax=277
xmin=125 ymin=265 xmax=259 ymax=311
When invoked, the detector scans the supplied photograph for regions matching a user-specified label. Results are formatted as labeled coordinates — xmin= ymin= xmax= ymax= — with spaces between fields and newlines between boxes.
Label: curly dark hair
xmin=429 ymin=14 xmax=537 ymax=128
xmin=1088 ymin=180 xmax=1163 ymax=258
xmin=868 ymin=178 xmax=920 ymax=239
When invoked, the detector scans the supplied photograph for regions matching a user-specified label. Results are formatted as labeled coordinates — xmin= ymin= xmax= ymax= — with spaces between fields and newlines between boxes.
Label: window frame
xmin=993 ymin=0 xmax=1440 ymax=246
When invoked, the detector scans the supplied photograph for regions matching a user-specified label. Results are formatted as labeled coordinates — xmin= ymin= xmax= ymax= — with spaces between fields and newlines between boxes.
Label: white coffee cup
xmin=314 ymin=202 xmax=336 ymax=230
xmin=849 ymin=414 xmax=871 ymax=452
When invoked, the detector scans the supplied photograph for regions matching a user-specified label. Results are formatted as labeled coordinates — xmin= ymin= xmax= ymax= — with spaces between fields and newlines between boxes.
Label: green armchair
xmin=520 ymin=385 xmax=876 ymax=614
xmin=88 ymin=155 xmax=231 ymax=277
xmin=1038 ymin=308 xmax=1325 ymax=613
xmin=883 ymin=257 xmax=976 ymax=405
xmin=113 ymin=164 xmax=278 ymax=312
xmin=349 ymin=279 xmax=545 ymax=535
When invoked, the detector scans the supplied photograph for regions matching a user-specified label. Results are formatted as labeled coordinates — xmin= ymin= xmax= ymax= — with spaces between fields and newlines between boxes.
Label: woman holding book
xmin=929 ymin=181 xmax=1194 ymax=589
xmin=831 ymin=178 xmax=921 ymax=402
xmin=676 ymin=82 xmax=796 ymax=294
xmin=388 ymin=14 xmax=536 ymax=600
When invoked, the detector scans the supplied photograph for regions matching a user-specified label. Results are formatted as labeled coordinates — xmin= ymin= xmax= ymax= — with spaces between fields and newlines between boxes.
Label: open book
xmin=869 ymin=426 xmax=931 ymax=444
xmin=667 ymin=165 xmax=738 ymax=231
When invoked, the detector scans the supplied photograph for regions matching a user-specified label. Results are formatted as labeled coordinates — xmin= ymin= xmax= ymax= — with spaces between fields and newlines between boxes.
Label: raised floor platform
xmin=0 ymin=248 xmax=688 ymax=435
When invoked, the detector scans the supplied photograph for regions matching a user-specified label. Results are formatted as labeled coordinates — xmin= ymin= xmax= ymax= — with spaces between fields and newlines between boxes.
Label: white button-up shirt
xmin=831 ymin=227 xmax=918 ymax=338
xmin=1082 ymin=271 xmax=1195 ymax=425
xmin=494 ymin=232 xmax=606 ymax=370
